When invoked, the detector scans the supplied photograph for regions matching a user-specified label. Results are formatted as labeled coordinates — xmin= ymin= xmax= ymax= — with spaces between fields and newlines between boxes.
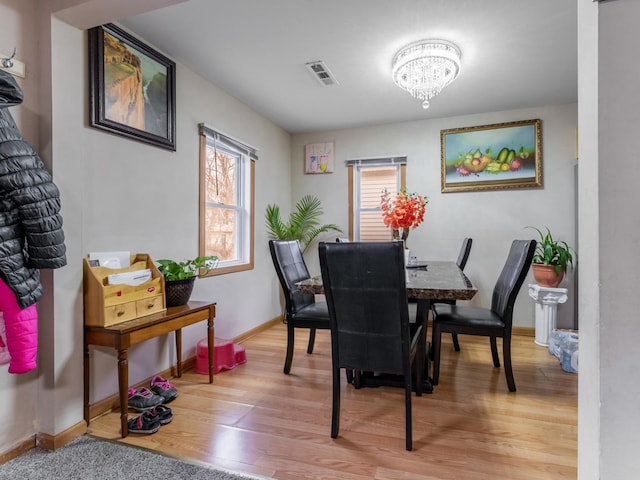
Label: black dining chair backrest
xmin=490 ymin=239 xmax=535 ymax=323
xmin=319 ymin=241 xmax=423 ymax=451
xmin=456 ymin=237 xmax=473 ymax=270
xmin=431 ymin=239 xmax=536 ymax=392
xmin=269 ymin=239 xmax=314 ymax=314
xmin=269 ymin=239 xmax=331 ymax=374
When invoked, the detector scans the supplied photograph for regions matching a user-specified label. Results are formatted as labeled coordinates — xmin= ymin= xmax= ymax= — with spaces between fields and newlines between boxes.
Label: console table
xmin=83 ymin=301 xmax=216 ymax=437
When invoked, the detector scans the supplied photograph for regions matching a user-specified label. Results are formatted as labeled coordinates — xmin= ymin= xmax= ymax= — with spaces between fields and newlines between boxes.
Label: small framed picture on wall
xmin=305 ymin=142 xmax=334 ymax=174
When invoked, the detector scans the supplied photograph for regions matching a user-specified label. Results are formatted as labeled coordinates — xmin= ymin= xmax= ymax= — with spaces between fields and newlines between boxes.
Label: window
xmin=199 ymin=124 xmax=255 ymax=275
xmin=348 ymin=157 xmax=406 ymax=241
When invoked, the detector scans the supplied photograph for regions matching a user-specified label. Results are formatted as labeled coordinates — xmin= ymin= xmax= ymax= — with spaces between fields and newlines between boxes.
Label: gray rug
xmin=0 ymin=435 xmax=269 ymax=480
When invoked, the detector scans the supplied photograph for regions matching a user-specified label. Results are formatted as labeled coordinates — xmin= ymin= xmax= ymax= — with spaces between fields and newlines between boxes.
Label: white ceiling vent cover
xmin=305 ymin=61 xmax=339 ymax=86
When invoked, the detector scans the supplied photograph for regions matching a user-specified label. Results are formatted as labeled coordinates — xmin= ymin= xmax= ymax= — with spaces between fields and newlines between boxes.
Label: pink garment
xmin=0 ymin=277 xmax=38 ymax=374
xmin=0 ymin=313 xmax=10 ymax=365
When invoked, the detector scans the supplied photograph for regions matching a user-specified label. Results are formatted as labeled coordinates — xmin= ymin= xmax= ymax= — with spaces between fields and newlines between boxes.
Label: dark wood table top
xmin=297 ymin=260 xmax=476 ymax=301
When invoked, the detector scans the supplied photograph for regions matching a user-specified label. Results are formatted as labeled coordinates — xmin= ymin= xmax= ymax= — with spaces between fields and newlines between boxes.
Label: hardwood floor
xmin=87 ymin=322 xmax=577 ymax=479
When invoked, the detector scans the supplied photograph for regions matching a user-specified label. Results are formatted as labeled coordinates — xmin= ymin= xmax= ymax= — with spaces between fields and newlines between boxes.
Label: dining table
xmin=297 ymin=260 xmax=477 ymax=392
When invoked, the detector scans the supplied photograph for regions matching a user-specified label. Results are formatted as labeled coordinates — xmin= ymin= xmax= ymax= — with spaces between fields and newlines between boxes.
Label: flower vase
xmin=392 ymin=227 xmax=411 ymax=265
xmin=404 ymin=248 xmax=411 ymax=266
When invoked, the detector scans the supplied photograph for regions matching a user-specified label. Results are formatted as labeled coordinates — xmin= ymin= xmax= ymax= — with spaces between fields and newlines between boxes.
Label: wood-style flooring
xmin=87 ymin=322 xmax=577 ymax=479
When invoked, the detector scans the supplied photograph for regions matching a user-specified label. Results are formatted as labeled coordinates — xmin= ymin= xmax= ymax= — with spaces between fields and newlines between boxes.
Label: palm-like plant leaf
xmin=265 ymin=204 xmax=290 ymax=239
xmin=265 ymin=195 xmax=342 ymax=253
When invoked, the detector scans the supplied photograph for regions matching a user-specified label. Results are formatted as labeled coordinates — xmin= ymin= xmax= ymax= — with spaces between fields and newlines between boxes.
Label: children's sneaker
xmin=127 ymin=411 xmax=161 ymax=434
xmin=149 ymin=404 xmax=174 ymax=425
xmin=150 ymin=375 xmax=179 ymax=403
xmin=127 ymin=387 xmax=164 ymax=412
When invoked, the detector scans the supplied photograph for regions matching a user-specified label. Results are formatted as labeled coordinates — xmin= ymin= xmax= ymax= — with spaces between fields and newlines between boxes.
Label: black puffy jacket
xmin=0 ymin=70 xmax=66 ymax=309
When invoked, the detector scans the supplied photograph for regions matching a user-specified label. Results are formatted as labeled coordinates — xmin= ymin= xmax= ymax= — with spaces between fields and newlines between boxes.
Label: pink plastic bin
xmin=196 ymin=337 xmax=246 ymax=375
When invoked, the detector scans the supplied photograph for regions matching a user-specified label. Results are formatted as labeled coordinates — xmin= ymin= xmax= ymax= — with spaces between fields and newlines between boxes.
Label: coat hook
xmin=1 ymin=48 xmax=16 ymax=68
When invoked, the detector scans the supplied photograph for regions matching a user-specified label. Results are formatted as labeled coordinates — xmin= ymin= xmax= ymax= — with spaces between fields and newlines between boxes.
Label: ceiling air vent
xmin=305 ymin=61 xmax=339 ymax=86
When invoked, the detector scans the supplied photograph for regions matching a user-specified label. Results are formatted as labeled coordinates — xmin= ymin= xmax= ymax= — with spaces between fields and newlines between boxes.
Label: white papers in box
xmin=89 ymin=251 xmax=131 ymax=268
xmin=107 ymin=269 xmax=152 ymax=286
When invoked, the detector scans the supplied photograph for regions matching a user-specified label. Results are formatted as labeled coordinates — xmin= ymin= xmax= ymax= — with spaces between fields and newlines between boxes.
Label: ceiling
xmin=120 ymin=0 xmax=577 ymax=135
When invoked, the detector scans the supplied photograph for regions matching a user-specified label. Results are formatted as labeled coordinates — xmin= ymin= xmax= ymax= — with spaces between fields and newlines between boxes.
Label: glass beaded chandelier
xmin=391 ymin=39 xmax=461 ymax=109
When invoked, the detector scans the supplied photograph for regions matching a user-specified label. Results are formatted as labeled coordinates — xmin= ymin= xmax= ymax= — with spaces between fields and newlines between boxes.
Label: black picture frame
xmin=89 ymin=23 xmax=176 ymax=151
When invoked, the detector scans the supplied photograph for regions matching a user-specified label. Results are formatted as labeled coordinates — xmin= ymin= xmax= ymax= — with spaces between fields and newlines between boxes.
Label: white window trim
xmin=347 ymin=156 xmax=407 ymax=241
xmin=199 ymin=124 xmax=256 ymax=275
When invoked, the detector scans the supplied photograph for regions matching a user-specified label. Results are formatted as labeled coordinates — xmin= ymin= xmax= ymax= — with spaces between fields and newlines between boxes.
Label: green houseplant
xmin=265 ymin=194 xmax=342 ymax=253
xmin=526 ymin=226 xmax=574 ymax=288
xmin=157 ymin=256 xmax=218 ymax=306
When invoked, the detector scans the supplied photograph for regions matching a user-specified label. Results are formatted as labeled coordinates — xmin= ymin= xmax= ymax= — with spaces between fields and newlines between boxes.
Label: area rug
xmin=0 ymin=435 xmax=269 ymax=480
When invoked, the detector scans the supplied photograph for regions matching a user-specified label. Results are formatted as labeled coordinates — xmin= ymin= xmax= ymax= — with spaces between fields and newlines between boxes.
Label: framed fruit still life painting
xmin=440 ymin=119 xmax=542 ymax=193
xmin=89 ymin=23 xmax=176 ymax=151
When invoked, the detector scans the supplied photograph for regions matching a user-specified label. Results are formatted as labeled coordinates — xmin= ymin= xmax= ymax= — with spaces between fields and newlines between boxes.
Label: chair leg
xmin=353 ymin=370 xmax=362 ymax=389
xmin=503 ymin=335 xmax=516 ymax=392
xmin=413 ymin=343 xmax=423 ymax=398
xmin=331 ymin=366 xmax=341 ymax=439
xmin=283 ymin=322 xmax=295 ymax=374
xmin=345 ymin=369 xmax=354 ymax=385
xmin=405 ymin=382 xmax=413 ymax=451
xmin=452 ymin=333 xmax=460 ymax=352
xmin=431 ymin=324 xmax=442 ymax=385
xmin=307 ymin=327 xmax=316 ymax=354
xmin=490 ymin=336 xmax=500 ymax=367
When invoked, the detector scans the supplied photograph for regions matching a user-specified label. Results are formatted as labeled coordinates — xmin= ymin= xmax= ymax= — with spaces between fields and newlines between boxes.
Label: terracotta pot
xmin=532 ymin=263 xmax=564 ymax=288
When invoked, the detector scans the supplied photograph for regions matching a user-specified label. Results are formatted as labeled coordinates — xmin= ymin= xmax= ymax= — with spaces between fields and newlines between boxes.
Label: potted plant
xmin=157 ymin=256 xmax=218 ymax=307
xmin=265 ymin=194 xmax=342 ymax=253
xmin=526 ymin=226 xmax=575 ymax=288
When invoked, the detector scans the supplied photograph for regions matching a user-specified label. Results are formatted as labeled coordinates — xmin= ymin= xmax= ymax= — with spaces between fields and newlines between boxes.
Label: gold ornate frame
xmin=441 ymin=119 xmax=542 ymax=193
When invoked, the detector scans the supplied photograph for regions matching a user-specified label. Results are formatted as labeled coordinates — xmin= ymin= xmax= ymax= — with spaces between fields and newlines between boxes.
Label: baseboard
xmin=513 ymin=326 xmax=535 ymax=337
xmin=0 ymin=435 xmax=36 ymax=464
xmin=233 ymin=315 xmax=283 ymax=343
xmin=37 ymin=420 xmax=87 ymax=451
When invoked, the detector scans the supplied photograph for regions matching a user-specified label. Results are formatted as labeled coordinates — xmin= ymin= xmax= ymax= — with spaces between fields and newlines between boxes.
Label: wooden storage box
xmin=83 ymin=253 xmax=166 ymax=327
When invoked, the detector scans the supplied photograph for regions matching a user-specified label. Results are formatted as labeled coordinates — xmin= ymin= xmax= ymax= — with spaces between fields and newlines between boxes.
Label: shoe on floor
xmin=150 ymin=375 xmax=179 ymax=403
xmin=127 ymin=387 xmax=164 ymax=412
xmin=127 ymin=411 xmax=161 ymax=434
xmin=149 ymin=404 xmax=173 ymax=425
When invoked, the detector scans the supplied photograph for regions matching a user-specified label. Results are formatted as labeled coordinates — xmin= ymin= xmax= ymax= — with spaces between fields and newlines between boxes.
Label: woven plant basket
xmin=165 ymin=277 xmax=195 ymax=307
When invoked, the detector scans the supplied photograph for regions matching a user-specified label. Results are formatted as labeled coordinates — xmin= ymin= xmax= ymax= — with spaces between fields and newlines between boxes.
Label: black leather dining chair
xmin=319 ymin=241 xmax=424 ymax=451
xmin=269 ymin=239 xmax=331 ymax=374
xmin=439 ymin=237 xmax=473 ymax=351
xmin=430 ymin=239 xmax=536 ymax=392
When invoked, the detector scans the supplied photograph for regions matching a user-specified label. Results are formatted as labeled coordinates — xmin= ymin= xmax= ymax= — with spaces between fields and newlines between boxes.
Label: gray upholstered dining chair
xmin=319 ymin=241 xmax=424 ymax=451
xmin=430 ymin=239 xmax=535 ymax=392
xmin=269 ymin=239 xmax=331 ymax=374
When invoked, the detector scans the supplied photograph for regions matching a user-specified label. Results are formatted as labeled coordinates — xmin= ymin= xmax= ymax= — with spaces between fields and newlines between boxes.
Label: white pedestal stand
xmin=528 ymin=284 xmax=568 ymax=347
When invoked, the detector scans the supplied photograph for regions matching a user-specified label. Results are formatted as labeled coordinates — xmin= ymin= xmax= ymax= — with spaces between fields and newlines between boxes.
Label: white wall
xmin=50 ymin=18 xmax=291 ymax=408
xmin=292 ymin=104 xmax=578 ymax=330
xmin=579 ymin=1 xmax=640 ymax=478
xmin=0 ymin=1 xmax=291 ymax=450
xmin=0 ymin=0 xmax=41 ymax=452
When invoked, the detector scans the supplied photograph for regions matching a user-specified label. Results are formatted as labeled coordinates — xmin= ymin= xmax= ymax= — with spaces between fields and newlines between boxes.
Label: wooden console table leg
xmin=175 ymin=328 xmax=182 ymax=377
xmin=83 ymin=342 xmax=90 ymax=425
xmin=207 ymin=315 xmax=214 ymax=384
xmin=117 ymin=348 xmax=129 ymax=438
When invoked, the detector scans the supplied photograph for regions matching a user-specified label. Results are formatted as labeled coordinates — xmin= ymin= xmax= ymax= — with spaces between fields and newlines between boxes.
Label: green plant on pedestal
xmin=526 ymin=226 xmax=575 ymax=288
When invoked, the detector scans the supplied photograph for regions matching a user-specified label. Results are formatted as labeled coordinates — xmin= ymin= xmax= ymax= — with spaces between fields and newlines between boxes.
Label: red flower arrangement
xmin=380 ymin=189 xmax=428 ymax=232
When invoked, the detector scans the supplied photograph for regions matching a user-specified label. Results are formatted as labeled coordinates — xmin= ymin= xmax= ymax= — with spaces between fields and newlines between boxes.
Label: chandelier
xmin=391 ymin=39 xmax=461 ymax=109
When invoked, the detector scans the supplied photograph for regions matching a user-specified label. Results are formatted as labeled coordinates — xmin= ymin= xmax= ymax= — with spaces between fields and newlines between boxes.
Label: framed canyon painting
xmin=89 ymin=23 xmax=176 ymax=151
